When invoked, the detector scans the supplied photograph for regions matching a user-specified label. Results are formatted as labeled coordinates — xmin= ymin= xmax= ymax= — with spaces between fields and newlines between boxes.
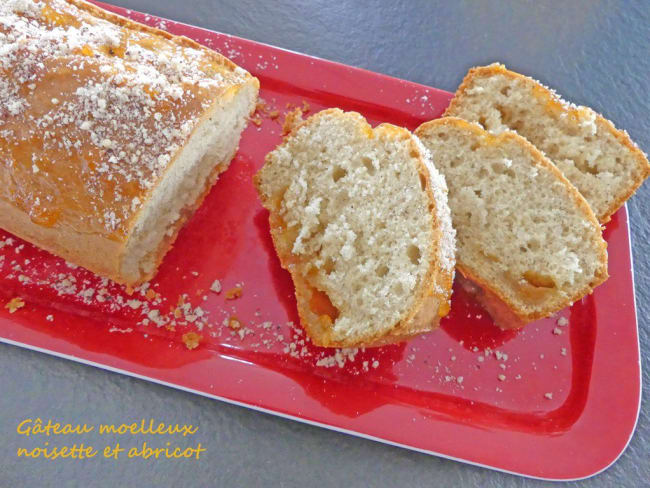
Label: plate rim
xmin=0 ymin=1 xmax=642 ymax=481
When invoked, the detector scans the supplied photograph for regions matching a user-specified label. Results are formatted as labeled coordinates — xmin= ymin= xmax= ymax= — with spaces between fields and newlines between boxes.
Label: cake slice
xmin=255 ymin=109 xmax=455 ymax=347
xmin=444 ymin=63 xmax=650 ymax=222
xmin=415 ymin=117 xmax=608 ymax=328
xmin=0 ymin=0 xmax=259 ymax=285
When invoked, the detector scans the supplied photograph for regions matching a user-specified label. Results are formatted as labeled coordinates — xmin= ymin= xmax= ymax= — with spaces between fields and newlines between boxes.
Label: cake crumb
xmin=4 ymin=297 xmax=25 ymax=313
xmin=495 ymin=351 xmax=508 ymax=361
xmin=557 ymin=316 xmax=569 ymax=326
xmin=544 ymin=392 xmax=553 ymax=400
xmin=282 ymin=107 xmax=303 ymax=135
xmin=210 ymin=279 xmax=222 ymax=293
xmin=497 ymin=374 xmax=506 ymax=381
xmin=552 ymin=327 xmax=563 ymax=335
xmin=227 ymin=316 xmax=242 ymax=330
xmin=46 ymin=314 xmax=54 ymax=322
xmin=225 ymin=287 xmax=242 ymax=300
xmin=182 ymin=332 xmax=202 ymax=350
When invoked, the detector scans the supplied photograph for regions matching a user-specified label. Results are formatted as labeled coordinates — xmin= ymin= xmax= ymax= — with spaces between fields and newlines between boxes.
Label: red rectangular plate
xmin=0 ymin=2 xmax=641 ymax=481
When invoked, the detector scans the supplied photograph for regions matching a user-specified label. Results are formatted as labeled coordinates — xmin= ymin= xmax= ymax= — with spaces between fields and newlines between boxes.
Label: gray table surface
xmin=1 ymin=1 xmax=648 ymax=487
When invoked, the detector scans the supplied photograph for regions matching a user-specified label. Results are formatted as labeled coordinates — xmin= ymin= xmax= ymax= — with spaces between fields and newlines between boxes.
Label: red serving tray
xmin=0 ymin=2 xmax=641 ymax=481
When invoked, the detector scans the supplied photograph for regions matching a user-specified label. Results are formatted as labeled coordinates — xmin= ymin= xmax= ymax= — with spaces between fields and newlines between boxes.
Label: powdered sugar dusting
xmin=0 ymin=0 xmax=250 ymax=236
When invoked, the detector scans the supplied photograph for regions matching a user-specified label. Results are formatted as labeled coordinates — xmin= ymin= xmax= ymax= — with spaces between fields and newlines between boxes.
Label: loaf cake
xmin=444 ymin=63 xmax=650 ymax=222
xmin=255 ymin=109 xmax=455 ymax=347
xmin=0 ymin=0 xmax=259 ymax=285
xmin=416 ymin=117 xmax=608 ymax=328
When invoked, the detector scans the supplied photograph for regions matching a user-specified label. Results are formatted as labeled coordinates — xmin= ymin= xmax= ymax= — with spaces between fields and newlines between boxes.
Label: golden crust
xmin=444 ymin=63 xmax=650 ymax=222
xmin=67 ymin=0 xmax=240 ymax=72
xmin=0 ymin=198 xmax=122 ymax=279
xmin=416 ymin=117 xmax=609 ymax=325
xmin=254 ymin=108 xmax=452 ymax=347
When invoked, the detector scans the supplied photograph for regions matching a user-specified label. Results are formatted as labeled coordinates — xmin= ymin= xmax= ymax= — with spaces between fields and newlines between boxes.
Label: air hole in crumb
xmin=407 ymin=245 xmax=421 ymax=265
xmin=362 ymin=156 xmax=376 ymax=175
xmin=500 ymin=86 xmax=511 ymax=96
xmin=511 ymin=120 xmax=523 ymax=131
xmin=409 ymin=150 xmax=419 ymax=159
xmin=584 ymin=136 xmax=593 ymax=142
xmin=478 ymin=167 xmax=488 ymax=178
xmin=615 ymin=157 xmax=622 ymax=164
xmin=322 ymin=257 xmax=335 ymax=274
xmin=376 ymin=265 xmax=389 ymax=277
xmin=315 ymin=220 xmax=327 ymax=234
xmin=393 ymin=283 xmax=404 ymax=295
xmin=567 ymin=126 xmax=579 ymax=137
xmin=450 ymin=157 xmax=462 ymax=168
xmin=548 ymin=143 xmax=560 ymax=156
xmin=577 ymin=158 xmax=599 ymax=175
xmin=470 ymin=143 xmax=481 ymax=152
xmin=437 ymin=132 xmax=448 ymax=140
xmin=496 ymin=105 xmax=508 ymax=121
xmin=478 ymin=116 xmax=487 ymax=128
xmin=332 ymin=166 xmax=347 ymax=182
xmin=491 ymin=162 xmax=505 ymax=174
xmin=527 ymin=239 xmax=540 ymax=251
xmin=474 ymin=188 xmax=482 ymax=198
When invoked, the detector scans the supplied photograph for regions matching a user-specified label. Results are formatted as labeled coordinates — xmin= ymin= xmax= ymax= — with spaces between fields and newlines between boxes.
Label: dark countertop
xmin=1 ymin=1 xmax=648 ymax=486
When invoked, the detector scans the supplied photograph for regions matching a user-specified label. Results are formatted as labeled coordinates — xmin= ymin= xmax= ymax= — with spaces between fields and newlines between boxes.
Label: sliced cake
xmin=416 ymin=117 xmax=608 ymax=328
xmin=444 ymin=63 xmax=650 ymax=222
xmin=255 ymin=109 xmax=455 ymax=347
